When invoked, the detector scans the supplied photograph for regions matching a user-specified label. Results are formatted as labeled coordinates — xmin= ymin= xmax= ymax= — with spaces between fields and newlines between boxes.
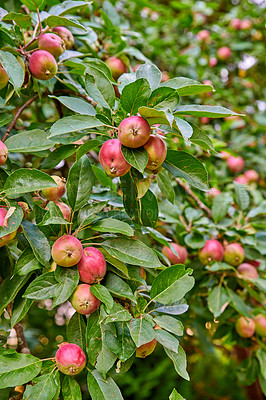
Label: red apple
xmin=197 ymin=30 xmax=210 ymax=41
xmin=209 ymin=57 xmax=218 ymax=68
xmin=42 ymin=175 xmax=66 ymax=201
xmin=77 ymin=247 xmax=107 ymax=284
xmin=144 ymin=135 xmax=167 ymax=170
xmin=244 ymin=170 xmax=259 ymax=183
xmin=217 ymin=46 xmax=231 ymax=61
xmin=39 ymin=33 xmax=66 ymax=58
xmin=54 ymin=201 xmax=71 ymax=221
xmin=234 ymin=175 xmax=248 ymax=185
xmin=235 ymin=316 xmax=255 ymax=338
xmin=237 ymin=263 xmax=258 ymax=279
xmin=198 ymin=239 xmax=224 ymax=265
xmin=71 ymin=284 xmax=100 ymax=315
xmin=52 ymin=235 xmax=83 ymax=267
xmin=0 ymin=141 xmax=8 ymax=165
xmin=240 ymin=20 xmax=252 ymax=30
xmin=0 ymin=207 xmax=17 ymax=248
xmin=219 ymin=151 xmax=231 ymax=160
xmin=118 ymin=116 xmax=151 ymax=148
xmin=29 ymin=50 xmax=57 ymax=81
xmin=52 ymin=26 xmax=74 ymax=50
xmin=105 ymin=57 xmax=127 ymax=81
xmin=162 ymin=243 xmax=188 ymax=264
xmin=224 ymin=243 xmax=245 ymax=266
xmin=230 ymin=18 xmax=242 ymax=30
xmin=55 ymin=343 xmax=86 ymax=375
xmin=226 ymin=155 xmax=245 ymax=173
xmin=99 ymin=139 xmax=131 ymax=177
xmin=0 ymin=63 xmax=9 ymax=90
xmin=207 ymin=188 xmax=221 ymax=199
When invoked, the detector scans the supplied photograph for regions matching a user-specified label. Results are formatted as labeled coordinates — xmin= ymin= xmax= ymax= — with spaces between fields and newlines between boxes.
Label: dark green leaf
xmin=121 ymin=146 xmax=148 ymax=173
xmin=127 ymin=318 xmax=155 ymax=347
xmin=121 ymin=78 xmax=151 ymax=115
xmin=0 ymin=274 xmax=30 ymax=316
xmin=66 ymin=312 xmax=86 ymax=352
xmin=23 ymin=272 xmax=58 ymax=300
xmin=13 ymin=248 xmax=42 ymax=276
xmin=62 ymin=376 xmax=82 ymax=400
xmin=22 ymin=220 xmax=51 ymax=267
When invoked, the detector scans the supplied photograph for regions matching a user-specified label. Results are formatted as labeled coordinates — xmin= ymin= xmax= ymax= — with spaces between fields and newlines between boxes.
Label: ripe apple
xmin=136 ymin=338 xmax=157 ymax=358
xmin=0 ymin=63 xmax=9 ymax=90
xmin=38 ymin=33 xmax=66 ymax=58
xmin=52 ymin=26 xmax=74 ymax=50
xmin=29 ymin=50 xmax=57 ymax=81
xmin=161 ymin=71 xmax=170 ymax=82
xmin=54 ymin=201 xmax=71 ymax=221
xmin=118 ymin=116 xmax=151 ymax=148
xmin=42 ymin=175 xmax=66 ymax=201
xmin=201 ymin=117 xmax=210 ymax=124
xmin=198 ymin=239 xmax=224 ymax=265
xmin=235 ymin=316 xmax=255 ymax=338
xmin=52 ymin=235 xmax=83 ymax=267
xmin=105 ymin=57 xmax=127 ymax=81
xmin=77 ymin=247 xmax=107 ymax=284
xmin=234 ymin=175 xmax=248 ymax=185
xmin=224 ymin=243 xmax=245 ymax=266
xmin=230 ymin=18 xmax=241 ymax=30
xmin=244 ymin=170 xmax=259 ymax=183
xmin=197 ymin=30 xmax=210 ymax=41
xmin=226 ymin=155 xmax=245 ymax=173
xmin=217 ymin=46 xmax=232 ymax=61
xmin=55 ymin=343 xmax=86 ymax=375
xmin=207 ymin=188 xmax=221 ymax=199
xmin=162 ymin=243 xmax=188 ymax=264
xmin=240 ymin=20 xmax=252 ymax=30
xmin=99 ymin=139 xmax=131 ymax=177
xmin=143 ymin=135 xmax=167 ymax=170
xmin=209 ymin=57 xmax=217 ymax=68
xmin=0 ymin=207 xmax=17 ymax=248
xmin=254 ymin=315 xmax=266 ymax=337
xmin=0 ymin=141 xmax=8 ymax=165
xmin=71 ymin=284 xmax=100 ymax=315
xmin=219 ymin=151 xmax=231 ymax=160
xmin=237 ymin=263 xmax=258 ymax=279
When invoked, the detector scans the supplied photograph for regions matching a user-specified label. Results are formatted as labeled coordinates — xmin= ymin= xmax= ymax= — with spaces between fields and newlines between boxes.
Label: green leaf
xmin=104 ymin=273 xmax=135 ymax=303
xmin=136 ymin=63 xmax=161 ymax=91
xmin=66 ymin=155 xmax=95 ymax=211
xmin=163 ymin=150 xmax=209 ymax=191
xmin=23 ymin=369 xmax=59 ymax=400
xmin=87 ymin=369 xmax=124 ymax=400
xmin=21 ymin=220 xmax=51 ymax=268
xmin=52 ymin=266 xmax=79 ymax=308
xmin=66 ymin=312 xmax=86 ymax=352
xmin=2 ymin=12 xmax=32 ymax=28
xmin=13 ymin=248 xmax=42 ymax=276
xmin=62 ymin=376 xmax=82 ymax=400
xmin=41 ymin=145 xmax=78 ymax=170
xmin=77 ymin=202 xmax=107 ymax=227
xmin=6 ymin=130 xmax=56 ymax=153
xmin=19 ymin=0 xmax=44 ymax=12
xmin=49 ymin=1 xmax=89 ymax=16
xmin=157 ymin=170 xmax=175 ymax=204
xmin=90 ymin=284 xmax=114 ymax=313
xmin=0 ymin=274 xmax=30 ymax=316
xmin=102 ymin=237 xmax=163 ymax=268
xmin=174 ymin=117 xmax=193 ymax=140
xmin=10 ymin=293 xmax=33 ymax=327
xmin=46 ymin=15 xmax=87 ymax=30
xmin=105 ymin=323 xmax=136 ymax=362
xmin=154 ymin=300 xmax=189 ymax=315
xmin=165 ymin=346 xmax=189 ymax=380
xmin=121 ymin=146 xmax=148 ymax=173
xmin=161 ymin=77 xmax=214 ymax=96
xmin=189 ymin=123 xmax=215 ymax=152
xmin=120 ymin=78 xmax=151 ymax=115
xmin=150 ymin=265 xmax=194 ymax=305
xmin=91 ymin=218 xmax=134 ymax=236
xmin=0 ymin=50 xmax=24 ymax=93
xmin=169 ymin=388 xmax=184 ymax=400
xmin=207 ymin=286 xmax=230 ymax=317
xmin=39 ymin=201 xmax=70 ymax=226
xmin=76 ymin=139 xmax=102 ymax=161
xmin=103 ymin=302 xmax=132 ymax=324
xmin=85 ymin=65 xmax=115 ymax=109
xmin=174 ymin=105 xmax=243 ymax=118
xmin=92 ymin=166 xmax=116 ymax=190
xmin=4 ymin=169 xmax=57 ymax=198
xmin=155 ymin=329 xmax=179 ymax=353
xmin=23 ymin=272 xmax=58 ymax=300
xmin=234 ymin=183 xmax=250 ymax=210
xmin=153 ymin=315 xmax=183 ymax=336
xmin=127 ymin=318 xmax=155 ymax=347
xmin=138 ymin=106 xmax=174 ymax=126
xmin=85 ymin=74 xmax=113 ymax=110
xmin=211 ymin=193 xmax=233 ymax=223
xmin=49 ymin=116 xmax=104 ymax=137
xmin=0 ymin=203 xmax=23 ymax=238
xmin=256 ymin=349 xmax=266 ymax=380
xmin=49 ymin=96 xmax=96 ymax=116
xmin=226 ymin=288 xmax=250 ymax=317
xmin=0 ymin=350 xmax=42 ymax=389
xmin=148 ymin=87 xmax=179 ymax=111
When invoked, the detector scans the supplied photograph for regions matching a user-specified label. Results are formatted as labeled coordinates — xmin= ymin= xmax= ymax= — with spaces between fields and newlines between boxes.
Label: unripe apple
xmin=29 ymin=50 xmax=57 ymax=81
xmin=136 ymin=338 xmax=157 ymax=358
xmin=71 ymin=284 xmax=100 ymax=315
xmin=105 ymin=57 xmax=127 ymax=81
xmin=226 ymin=155 xmax=245 ymax=173
xmin=197 ymin=30 xmax=210 ymax=41
xmin=0 ymin=141 xmax=8 ymax=165
xmin=237 ymin=263 xmax=258 ymax=279
xmin=42 ymin=175 xmax=66 ymax=201
xmin=52 ymin=26 xmax=74 ymax=50
xmin=77 ymin=247 xmax=107 ymax=284
xmin=54 ymin=201 xmax=71 ymax=221
xmin=18 ymin=202 xmax=30 ymax=218
xmin=240 ymin=19 xmax=252 ymax=30
xmin=0 ymin=63 xmax=9 ymax=90
xmin=224 ymin=243 xmax=245 ymax=266
xmin=55 ymin=343 xmax=86 ymax=375
xmin=99 ymin=139 xmax=131 ymax=177
xmin=52 ymin=235 xmax=83 ymax=267
xmin=0 ymin=207 xmax=17 ymax=248
xmin=118 ymin=116 xmax=151 ymax=148
xmin=217 ymin=46 xmax=231 ymax=61
xmin=38 ymin=33 xmax=66 ymax=58
xmin=143 ymin=135 xmax=167 ymax=170
xmin=235 ymin=316 xmax=255 ymax=338
xmin=162 ymin=243 xmax=188 ymax=264
xmin=207 ymin=188 xmax=221 ymax=199
xmin=230 ymin=18 xmax=241 ymax=30
xmin=209 ymin=57 xmax=217 ymax=68
xmin=254 ymin=315 xmax=266 ymax=337
xmin=198 ymin=239 xmax=224 ymax=265
xmin=234 ymin=175 xmax=248 ymax=185
xmin=244 ymin=170 xmax=259 ymax=183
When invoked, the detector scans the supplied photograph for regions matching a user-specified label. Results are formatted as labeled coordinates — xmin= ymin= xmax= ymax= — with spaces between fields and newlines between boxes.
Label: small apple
xmin=118 ymin=116 xmax=151 ymax=148
xmin=54 ymin=201 xmax=71 ymax=221
xmin=226 ymin=155 xmax=245 ymax=174
xmin=224 ymin=243 xmax=245 ymax=266
xmin=52 ymin=235 xmax=83 ymax=267
xmin=77 ymin=247 xmax=107 ymax=284
xmin=136 ymin=338 xmax=157 ymax=358
xmin=52 ymin=26 xmax=74 ymax=50
xmin=198 ymin=239 xmax=224 ymax=265
xmin=39 ymin=33 xmax=66 ymax=58
xmin=42 ymin=175 xmax=66 ymax=201
xmin=0 ymin=141 xmax=8 ymax=165
xmin=0 ymin=207 xmax=17 ymax=248
xmin=55 ymin=343 xmax=86 ymax=375
xmin=29 ymin=50 xmax=57 ymax=81
xmin=235 ymin=316 xmax=255 ymax=338
xmin=244 ymin=170 xmax=259 ymax=183
xmin=162 ymin=243 xmax=187 ymax=264
xmin=254 ymin=315 xmax=266 ymax=337
xmin=105 ymin=57 xmax=127 ymax=81
xmin=0 ymin=63 xmax=9 ymax=90
xmin=144 ymin=135 xmax=167 ymax=170
xmin=217 ymin=46 xmax=231 ymax=61
xmin=71 ymin=284 xmax=100 ymax=315
xmin=237 ymin=263 xmax=258 ymax=279
xmin=99 ymin=139 xmax=131 ymax=177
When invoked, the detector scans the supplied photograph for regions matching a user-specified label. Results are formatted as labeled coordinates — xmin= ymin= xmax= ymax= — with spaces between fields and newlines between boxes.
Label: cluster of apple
xmin=99 ymin=116 xmax=167 ymax=177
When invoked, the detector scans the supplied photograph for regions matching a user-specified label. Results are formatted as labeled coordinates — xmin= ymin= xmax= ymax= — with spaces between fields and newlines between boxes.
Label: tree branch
xmin=6 ymin=303 xmax=30 ymax=354
xmin=175 ymin=178 xmax=212 ymax=219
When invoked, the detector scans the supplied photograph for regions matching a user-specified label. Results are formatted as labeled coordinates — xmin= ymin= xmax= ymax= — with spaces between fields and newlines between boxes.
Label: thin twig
xmin=175 ymin=178 xmax=212 ymax=219
xmin=6 ymin=304 xmax=30 ymax=354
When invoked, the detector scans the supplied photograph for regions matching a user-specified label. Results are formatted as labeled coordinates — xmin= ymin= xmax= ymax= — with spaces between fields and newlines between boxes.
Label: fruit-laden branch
xmin=6 ymin=304 xmax=30 ymax=354
xmin=175 ymin=178 xmax=212 ymax=219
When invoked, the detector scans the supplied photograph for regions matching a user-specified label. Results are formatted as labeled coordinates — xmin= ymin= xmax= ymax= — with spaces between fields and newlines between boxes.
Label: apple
xmin=240 ymin=20 xmax=252 ymax=30
xmin=136 ymin=338 xmax=157 ymax=358
xmin=105 ymin=57 xmax=127 ymax=81
xmin=237 ymin=263 xmax=258 ymax=279
xmin=198 ymin=239 xmax=224 ymax=265
xmin=29 ymin=50 xmax=57 ymax=81
xmin=226 ymin=155 xmax=245 ymax=173
xmin=224 ymin=243 xmax=245 ymax=266
xmin=207 ymin=188 xmax=221 ymax=199
xmin=197 ymin=30 xmax=210 ymax=41
xmin=55 ymin=343 xmax=86 ymax=375
xmin=0 ymin=141 xmax=8 ymax=165
xmin=143 ymin=135 xmax=167 ymax=170
xmin=38 ymin=33 xmax=66 ymax=58
xmin=234 ymin=175 xmax=248 ymax=185
xmin=217 ymin=46 xmax=231 ymax=61
xmin=52 ymin=26 xmax=74 ymax=50
xmin=254 ymin=315 xmax=266 ymax=337
xmin=235 ymin=316 xmax=255 ymax=338
xmin=54 ymin=201 xmax=71 ymax=221
xmin=209 ymin=57 xmax=217 ymax=68
xmin=99 ymin=139 xmax=131 ymax=177
xmin=77 ymin=247 xmax=107 ymax=284
xmin=52 ymin=235 xmax=83 ymax=267
xmin=42 ymin=175 xmax=66 ymax=201
xmin=244 ymin=170 xmax=259 ymax=183
xmin=230 ymin=18 xmax=241 ymax=30
xmin=18 ymin=202 xmax=30 ymax=219
xmin=71 ymin=284 xmax=100 ymax=315
xmin=118 ymin=116 xmax=151 ymax=148
xmin=162 ymin=243 xmax=188 ymax=264
xmin=0 ymin=63 xmax=9 ymax=90
xmin=0 ymin=207 xmax=17 ymax=248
